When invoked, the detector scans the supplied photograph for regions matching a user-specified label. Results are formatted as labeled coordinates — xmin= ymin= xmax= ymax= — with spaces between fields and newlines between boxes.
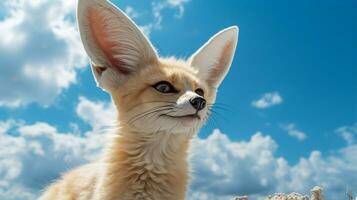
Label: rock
xmin=265 ymin=192 xmax=309 ymax=200
xmin=231 ymin=186 xmax=325 ymax=200
xmin=311 ymin=186 xmax=325 ymax=200
xmin=232 ymin=196 xmax=248 ymax=200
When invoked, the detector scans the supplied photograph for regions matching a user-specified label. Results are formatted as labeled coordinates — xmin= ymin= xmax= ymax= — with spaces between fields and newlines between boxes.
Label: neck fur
xmin=101 ymin=126 xmax=192 ymax=200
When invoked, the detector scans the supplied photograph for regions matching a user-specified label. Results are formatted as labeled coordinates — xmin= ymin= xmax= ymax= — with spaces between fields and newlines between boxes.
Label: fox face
xmin=111 ymin=59 xmax=215 ymax=135
xmin=77 ymin=0 xmax=238 ymax=135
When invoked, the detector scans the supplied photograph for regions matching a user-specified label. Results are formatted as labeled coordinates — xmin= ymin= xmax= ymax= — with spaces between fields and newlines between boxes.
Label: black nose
xmin=190 ymin=97 xmax=206 ymax=111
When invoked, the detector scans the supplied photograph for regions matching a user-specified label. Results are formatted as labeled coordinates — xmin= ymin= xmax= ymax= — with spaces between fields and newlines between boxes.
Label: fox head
xmin=77 ymin=0 xmax=238 ymax=135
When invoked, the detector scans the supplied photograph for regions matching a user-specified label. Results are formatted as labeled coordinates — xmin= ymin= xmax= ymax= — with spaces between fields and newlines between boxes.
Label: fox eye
xmin=195 ymin=88 xmax=204 ymax=96
xmin=153 ymin=81 xmax=178 ymax=94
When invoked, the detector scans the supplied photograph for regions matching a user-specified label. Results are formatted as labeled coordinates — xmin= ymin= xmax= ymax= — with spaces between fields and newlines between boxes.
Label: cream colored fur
xmin=39 ymin=0 xmax=238 ymax=199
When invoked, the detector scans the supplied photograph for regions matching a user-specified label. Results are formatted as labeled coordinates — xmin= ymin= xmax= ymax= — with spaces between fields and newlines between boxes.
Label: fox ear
xmin=77 ymin=0 xmax=158 ymax=91
xmin=190 ymin=26 xmax=238 ymax=88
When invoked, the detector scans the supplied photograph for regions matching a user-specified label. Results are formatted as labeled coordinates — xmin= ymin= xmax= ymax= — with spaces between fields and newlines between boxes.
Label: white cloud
xmin=1 ymin=119 xmax=356 ymax=200
xmin=145 ymin=0 xmax=190 ymax=35
xmin=0 ymin=119 xmax=22 ymax=133
xmin=252 ymin=92 xmax=283 ymax=109
xmin=76 ymin=96 xmax=117 ymax=131
xmin=280 ymin=123 xmax=307 ymax=141
xmin=1 ymin=97 xmax=355 ymax=199
xmin=189 ymin=130 xmax=279 ymax=199
xmin=336 ymin=124 xmax=357 ymax=145
xmin=124 ymin=6 xmax=139 ymax=19
xmin=0 ymin=120 xmax=107 ymax=200
xmin=0 ymin=0 xmax=88 ymax=107
xmin=189 ymin=129 xmax=356 ymax=200
xmin=0 ymin=97 xmax=114 ymax=199
xmin=166 ymin=0 xmax=191 ymax=17
xmin=0 ymin=0 xmax=192 ymax=108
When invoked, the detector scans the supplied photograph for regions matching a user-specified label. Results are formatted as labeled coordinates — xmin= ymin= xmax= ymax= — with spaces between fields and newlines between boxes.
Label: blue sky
xmin=0 ymin=0 xmax=356 ymax=199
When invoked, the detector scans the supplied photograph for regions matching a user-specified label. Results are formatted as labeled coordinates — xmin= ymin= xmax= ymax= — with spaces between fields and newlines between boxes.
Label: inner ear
xmin=93 ymin=65 xmax=107 ymax=75
xmin=206 ymin=40 xmax=236 ymax=86
xmin=88 ymin=7 xmax=131 ymax=74
xmin=77 ymin=0 xmax=159 ymax=90
xmin=189 ymin=26 xmax=239 ymax=88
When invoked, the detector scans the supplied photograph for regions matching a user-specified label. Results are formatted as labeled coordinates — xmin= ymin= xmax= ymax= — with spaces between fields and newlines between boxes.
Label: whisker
xmin=209 ymin=109 xmax=229 ymax=123
xmin=209 ymin=113 xmax=221 ymax=129
xmin=208 ymin=106 xmax=231 ymax=113
xmin=128 ymin=107 xmax=164 ymax=124
xmin=128 ymin=106 xmax=173 ymax=125
xmin=146 ymin=108 xmax=174 ymax=123
xmin=129 ymin=108 xmax=173 ymax=125
xmin=207 ymin=104 xmax=232 ymax=112
xmin=126 ymin=101 xmax=176 ymax=113
xmin=203 ymin=108 xmax=225 ymax=130
xmin=168 ymin=122 xmax=179 ymax=133
xmin=209 ymin=102 xmax=231 ymax=108
xmin=160 ymin=110 xmax=176 ymax=117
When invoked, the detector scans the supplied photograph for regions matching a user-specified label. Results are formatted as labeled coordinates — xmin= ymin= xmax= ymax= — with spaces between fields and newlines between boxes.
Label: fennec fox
xmin=39 ymin=0 xmax=238 ymax=199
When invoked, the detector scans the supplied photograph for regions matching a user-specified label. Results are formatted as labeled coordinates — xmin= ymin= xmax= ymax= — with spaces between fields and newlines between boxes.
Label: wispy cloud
xmin=336 ymin=123 xmax=357 ymax=145
xmin=155 ymin=0 xmax=190 ymax=19
xmin=144 ymin=0 xmax=190 ymax=35
xmin=123 ymin=0 xmax=191 ymax=37
xmin=0 ymin=0 xmax=87 ymax=107
xmin=252 ymin=92 xmax=283 ymax=109
xmin=280 ymin=123 xmax=307 ymax=141
xmin=76 ymin=96 xmax=117 ymax=131
xmin=124 ymin=6 xmax=139 ymax=19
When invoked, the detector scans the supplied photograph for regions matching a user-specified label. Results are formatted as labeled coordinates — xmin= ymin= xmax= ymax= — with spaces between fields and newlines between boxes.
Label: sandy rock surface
xmin=232 ymin=186 xmax=325 ymax=200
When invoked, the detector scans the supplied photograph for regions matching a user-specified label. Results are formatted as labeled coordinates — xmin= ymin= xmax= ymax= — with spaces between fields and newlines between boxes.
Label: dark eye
xmin=153 ymin=81 xmax=178 ymax=93
xmin=195 ymin=88 xmax=204 ymax=96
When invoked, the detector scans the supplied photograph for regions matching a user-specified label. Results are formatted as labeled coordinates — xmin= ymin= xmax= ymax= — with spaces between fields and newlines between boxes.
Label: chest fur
xmin=99 ymin=133 xmax=191 ymax=200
